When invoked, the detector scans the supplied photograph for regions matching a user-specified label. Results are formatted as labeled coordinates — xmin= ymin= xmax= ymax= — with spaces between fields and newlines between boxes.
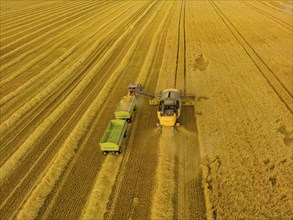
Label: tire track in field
xmin=0 ymin=1 xmax=96 ymax=35
xmin=15 ymin=2 xmax=160 ymax=219
xmin=174 ymin=0 xmax=184 ymax=89
xmin=241 ymin=1 xmax=292 ymax=31
xmin=0 ymin=1 xmax=157 ymax=218
xmin=0 ymin=2 xmax=103 ymax=56
xmin=0 ymin=1 xmax=125 ymax=86
xmin=173 ymin=0 xmax=187 ymax=95
xmin=209 ymin=0 xmax=293 ymax=114
xmin=0 ymin=1 xmax=105 ymax=43
xmin=183 ymin=0 xmax=187 ymax=96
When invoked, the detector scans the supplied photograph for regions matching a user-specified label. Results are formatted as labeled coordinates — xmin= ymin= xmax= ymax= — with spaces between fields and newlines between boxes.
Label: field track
xmin=0 ymin=0 xmax=292 ymax=219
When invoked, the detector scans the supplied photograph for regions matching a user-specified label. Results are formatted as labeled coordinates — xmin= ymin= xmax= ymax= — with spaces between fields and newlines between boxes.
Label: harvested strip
xmin=81 ymin=156 xmax=123 ymax=219
xmin=151 ymin=127 xmax=176 ymax=219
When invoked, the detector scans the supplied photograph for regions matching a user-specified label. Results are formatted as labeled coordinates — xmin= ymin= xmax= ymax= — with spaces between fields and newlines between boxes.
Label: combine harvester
xmin=99 ymin=83 xmax=195 ymax=155
xmin=129 ymin=84 xmax=195 ymax=129
xmin=150 ymin=88 xmax=194 ymax=128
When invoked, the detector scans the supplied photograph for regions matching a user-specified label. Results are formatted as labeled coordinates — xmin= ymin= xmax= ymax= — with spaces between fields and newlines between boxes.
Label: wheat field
xmin=0 ymin=0 xmax=292 ymax=219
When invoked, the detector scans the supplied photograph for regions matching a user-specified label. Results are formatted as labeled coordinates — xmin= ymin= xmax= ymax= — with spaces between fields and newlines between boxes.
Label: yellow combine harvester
xmin=128 ymin=84 xmax=195 ymax=127
xmin=149 ymin=88 xmax=194 ymax=127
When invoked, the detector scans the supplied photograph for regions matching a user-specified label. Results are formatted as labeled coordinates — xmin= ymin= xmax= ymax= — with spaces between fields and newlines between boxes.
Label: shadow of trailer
xmin=99 ymin=119 xmax=127 ymax=155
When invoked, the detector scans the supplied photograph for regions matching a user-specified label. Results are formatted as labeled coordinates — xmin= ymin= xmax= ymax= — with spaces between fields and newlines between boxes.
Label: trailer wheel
xmin=115 ymin=151 xmax=120 ymax=155
xmin=127 ymin=118 xmax=132 ymax=123
xmin=103 ymin=151 xmax=108 ymax=156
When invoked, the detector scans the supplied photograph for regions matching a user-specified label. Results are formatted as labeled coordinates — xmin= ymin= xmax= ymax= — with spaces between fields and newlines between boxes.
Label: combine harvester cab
xmin=157 ymin=89 xmax=181 ymax=127
xmin=99 ymin=119 xmax=127 ymax=155
xmin=114 ymin=95 xmax=136 ymax=123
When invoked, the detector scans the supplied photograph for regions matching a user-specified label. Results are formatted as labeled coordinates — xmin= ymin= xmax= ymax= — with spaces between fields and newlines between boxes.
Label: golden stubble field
xmin=0 ymin=0 xmax=292 ymax=219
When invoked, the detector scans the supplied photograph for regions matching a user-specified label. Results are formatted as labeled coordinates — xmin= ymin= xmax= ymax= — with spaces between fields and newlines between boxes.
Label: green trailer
xmin=99 ymin=119 xmax=127 ymax=155
xmin=114 ymin=95 xmax=136 ymax=123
